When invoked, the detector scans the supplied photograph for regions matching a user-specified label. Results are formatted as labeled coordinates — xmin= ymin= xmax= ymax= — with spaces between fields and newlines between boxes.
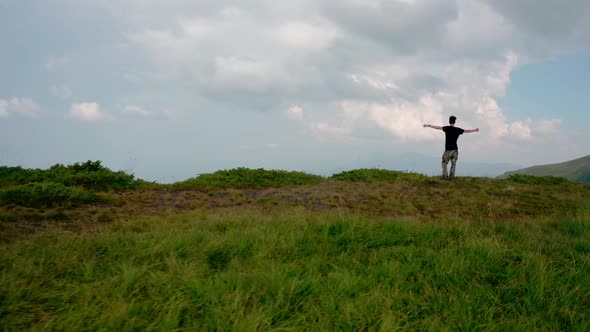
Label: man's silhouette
xmin=424 ymin=116 xmax=479 ymax=180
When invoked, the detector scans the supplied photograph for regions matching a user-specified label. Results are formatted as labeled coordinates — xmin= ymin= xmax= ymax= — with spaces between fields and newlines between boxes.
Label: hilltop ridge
xmin=2 ymin=165 xmax=590 ymax=243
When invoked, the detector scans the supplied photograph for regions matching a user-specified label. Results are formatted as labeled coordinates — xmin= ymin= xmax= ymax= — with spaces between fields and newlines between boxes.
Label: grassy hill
xmin=498 ymin=155 xmax=590 ymax=183
xmin=2 ymin=164 xmax=590 ymax=330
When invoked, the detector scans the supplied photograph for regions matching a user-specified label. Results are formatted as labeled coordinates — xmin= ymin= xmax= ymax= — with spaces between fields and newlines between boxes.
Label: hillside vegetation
xmin=1 ymin=162 xmax=590 ymax=330
xmin=498 ymin=154 xmax=590 ymax=183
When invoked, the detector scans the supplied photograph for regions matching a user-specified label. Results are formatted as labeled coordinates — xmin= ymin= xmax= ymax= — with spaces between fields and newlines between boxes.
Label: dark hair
xmin=449 ymin=116 xmax=457 ymax=124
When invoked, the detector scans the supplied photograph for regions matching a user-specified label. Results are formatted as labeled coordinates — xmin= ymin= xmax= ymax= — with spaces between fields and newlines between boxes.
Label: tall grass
xmin=2 ymin=208 xmax=589 ymax=330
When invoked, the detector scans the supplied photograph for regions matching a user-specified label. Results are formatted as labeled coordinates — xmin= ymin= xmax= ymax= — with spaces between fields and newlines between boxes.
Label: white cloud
xmin=310 ymin=121 xmax=350 ymax=139
xmin=121 ymin=105 xmax=171 ymax=119
xmin=124 ymin=29 xmax=193 ymax=63
xmin=122 ymin=105 xmax=151 ymax=117
xmin=535 ymin=119 xmax=561 ymax=135
xmin=483 ymin=0 xmax=590 ymax=54
xmin=445 ymin=1 xmax=514 ymax=52
xmin=69 ymin=102 xmax=106 ymax=122
xmin=287 ymin=105 xmax=304 ymax=120
xmin=51 ymin=85 xmax=73 ymax=99
xmin=475 ymin=96 xmax=509 ymax=140
xmin=322 ymin=0 xmax=458 ymax=53
xmin=314 ymin=53 xmax=521 ymax=143
xmin=369 ymin=97 xmax=445 ymax=141
xmin=273 ymin=21 xmax=339 ymax=51
xmin=485 ymin=52 xmax=518 ymax=97
xmin=509 ymin=120 xmax=533 ymax=141
xmin=0 ymin=99 xmax=7 ymax=118
xmin=0 ymin=97 xmax=42 ymax=118
xmin=213 ymin=56 xmax=277 ymax=91
xmin=115 ymin=0 xmax=586 ymax=146
xmin=123 ymin=6 xmax=334 ymax=108
xmin=9 ymin=98 xmax=42 ymax=117
xmin=348 ymin=73 xmax=399 ymax=92
xmin=45 ymin=56 xmax=70 ymax=72
xmin=240 ymin=143 xmax=280 ymax=150
xmin=324 ymin=97 xmax=444 ymax=142
xmin=178 ymin=18 xmax=212 ymax=40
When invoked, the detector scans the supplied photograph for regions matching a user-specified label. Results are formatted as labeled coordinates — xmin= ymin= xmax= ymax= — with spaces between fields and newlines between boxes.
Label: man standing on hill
xmin=423 ymin=116 xmax=479 ymax=180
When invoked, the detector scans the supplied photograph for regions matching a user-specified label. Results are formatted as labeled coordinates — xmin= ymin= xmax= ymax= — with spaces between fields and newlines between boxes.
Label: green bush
xmin=0 ymin=166 xmax=42 ymax=187
xmin=0 ymin=161 xmax=137 ymax=191
xmin=0 ymin=182 xmax=97 ymax=208
xmin=330 ymin=168 xmax=425 ymax=183
xmin=507 ymin=174 xmax=569 ymax=185
xmin=47 ymin=161 xmax=137 ymax=190
xmin=175 ymin=167 xmax=324 ymax=189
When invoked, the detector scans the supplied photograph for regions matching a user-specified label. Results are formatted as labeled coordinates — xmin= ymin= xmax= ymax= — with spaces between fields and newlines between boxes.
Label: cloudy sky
xmin=1 ymin=0 xmax=589 ymax=182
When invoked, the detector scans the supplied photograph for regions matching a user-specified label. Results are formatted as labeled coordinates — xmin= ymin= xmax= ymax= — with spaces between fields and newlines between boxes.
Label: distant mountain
xmin=497 ymin=155 xmax=590 ymax=183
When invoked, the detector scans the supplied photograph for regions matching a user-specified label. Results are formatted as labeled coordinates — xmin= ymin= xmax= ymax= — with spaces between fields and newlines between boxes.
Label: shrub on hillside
xmin=48 ymin=161 xmax=137 ymax=191
xmin=0 ymin=182 xmax=97 ymax=208
xmin=507 ymin=174 xmax=569 ymax=185
xmin=0 ymin=161 xmax=137 ymax=191
xmin=175 ymin=167 xmax=324 ymax=189
xmin=330 ymin=169 xmax=426 ymax=183
xmin=0 ymin=166 xmax=42 ymax=187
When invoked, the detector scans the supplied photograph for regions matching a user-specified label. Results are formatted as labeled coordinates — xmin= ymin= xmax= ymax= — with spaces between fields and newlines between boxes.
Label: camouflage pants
xmin=442 ymin=150 xmax=459 ymax=179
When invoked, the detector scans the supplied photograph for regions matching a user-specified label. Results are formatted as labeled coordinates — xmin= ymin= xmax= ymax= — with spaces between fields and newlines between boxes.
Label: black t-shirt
xmin=443 ymin=126 xmax=464 ymax=150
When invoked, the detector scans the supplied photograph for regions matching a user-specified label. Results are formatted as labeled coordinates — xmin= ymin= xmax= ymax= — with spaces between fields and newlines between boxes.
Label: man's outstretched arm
xmin=423 ymin=124 xmax=443 ymax=130
xmin=464 ymin=128 xmax=480 ymax=133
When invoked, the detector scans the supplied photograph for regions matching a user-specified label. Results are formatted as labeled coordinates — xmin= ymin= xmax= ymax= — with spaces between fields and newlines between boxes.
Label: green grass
xmin=2 ymin=208 xmax=590 ymax=330
xmin=330 ymin=168 xmax=428 ymax=184
xmin=0 ymin=182 xmax=97 ymax=208
xmin=506 ymin=174 xmax=570 ymax=185
xmin=2 ymin=164 xmax=590 ymax=330
xmin=174 ymin=167 xmax=325 ymax=189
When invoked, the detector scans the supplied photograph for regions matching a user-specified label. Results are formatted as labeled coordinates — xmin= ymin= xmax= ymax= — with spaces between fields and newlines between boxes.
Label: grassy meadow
xmin=1 ymin=163 xmax=590 ymax=330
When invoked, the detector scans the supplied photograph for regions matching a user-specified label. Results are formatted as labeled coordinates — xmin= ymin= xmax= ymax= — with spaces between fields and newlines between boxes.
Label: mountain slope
xmin=498 ymin=155 xmax=590 ymax=183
